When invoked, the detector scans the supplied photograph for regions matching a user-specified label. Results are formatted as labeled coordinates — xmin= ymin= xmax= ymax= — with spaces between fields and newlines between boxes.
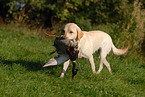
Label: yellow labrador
xmin=43 ymin=23 xmax=129 ymax=78
xmin=63 ymin=23 xmax=129 ymax=74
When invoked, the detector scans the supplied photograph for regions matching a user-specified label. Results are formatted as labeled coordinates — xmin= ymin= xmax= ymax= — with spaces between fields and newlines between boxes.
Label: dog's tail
xmin=112 ymin=43 xmax=130 ymax=55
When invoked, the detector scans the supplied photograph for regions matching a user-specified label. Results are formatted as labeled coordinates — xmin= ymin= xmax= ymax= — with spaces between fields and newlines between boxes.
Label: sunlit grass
xmin=0 ymin=24 xmax=144 ymax=96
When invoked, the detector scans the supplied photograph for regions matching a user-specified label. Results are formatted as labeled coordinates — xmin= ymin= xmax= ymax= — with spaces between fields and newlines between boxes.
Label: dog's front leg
xmin=89 ymin=55 xmax=96 ymax=74
xmin=60 ymin=60 xmax=70 ymax=78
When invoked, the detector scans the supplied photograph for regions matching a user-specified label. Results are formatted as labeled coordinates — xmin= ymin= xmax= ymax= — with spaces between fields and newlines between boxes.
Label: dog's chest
xmin=78 ymin=35 xmax=93 ymax=58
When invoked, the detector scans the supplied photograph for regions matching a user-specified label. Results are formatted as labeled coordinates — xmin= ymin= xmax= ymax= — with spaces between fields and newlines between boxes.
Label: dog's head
xmin=63 ymin=23 xmax=84 ymax=41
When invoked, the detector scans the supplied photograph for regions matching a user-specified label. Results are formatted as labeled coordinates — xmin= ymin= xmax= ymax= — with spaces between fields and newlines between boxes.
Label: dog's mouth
xmin=65 ymin=35 xmax=77 ymax=40
xmin=60 ymin=35 xmax=66 ymax=39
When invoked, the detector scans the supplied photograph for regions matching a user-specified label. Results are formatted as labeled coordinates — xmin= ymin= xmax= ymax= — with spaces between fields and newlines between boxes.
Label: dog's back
xmin=79 ymin=31 xmax=129 ymax=57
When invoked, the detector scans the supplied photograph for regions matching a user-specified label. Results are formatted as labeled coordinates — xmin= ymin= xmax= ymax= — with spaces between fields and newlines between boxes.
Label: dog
xmin=43 ymin=23 xmax=129 ymax=78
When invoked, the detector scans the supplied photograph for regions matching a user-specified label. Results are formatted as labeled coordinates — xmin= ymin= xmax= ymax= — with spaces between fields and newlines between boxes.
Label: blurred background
xmin=0 ymin=0 xmax=145 ymax=53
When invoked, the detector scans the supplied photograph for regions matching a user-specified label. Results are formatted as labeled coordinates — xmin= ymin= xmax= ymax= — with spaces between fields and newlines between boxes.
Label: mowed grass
xmin=0 ymin=24 xmax=145 ymax=97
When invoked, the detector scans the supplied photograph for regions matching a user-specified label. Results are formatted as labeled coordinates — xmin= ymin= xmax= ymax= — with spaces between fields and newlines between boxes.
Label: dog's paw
xmin=60 ymin=76 xmax=64 ymax=78
xmin=93 ymin=71 xmax=99 ymax=74
xmin=60 ymin=74 xmax=64 ymax=78
xmin=109 ymin=71 xmax=113 ymax=75
xmin=96 ymin=71 xmax=101 ymax=74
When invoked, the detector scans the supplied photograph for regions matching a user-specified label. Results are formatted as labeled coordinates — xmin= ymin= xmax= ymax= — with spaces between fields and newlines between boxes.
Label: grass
xmin=0 ymin=24 xmax=145 ymax=97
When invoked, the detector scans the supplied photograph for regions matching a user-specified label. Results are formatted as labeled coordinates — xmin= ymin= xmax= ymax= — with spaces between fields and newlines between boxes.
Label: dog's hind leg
xmin=103 ymin=58 xmax=112 ymax=74
xmin=97 ymin=51 xmax=112 ymax=74
xmin=96 ymin=60 xmax=103 ymax=74
xmin=60 ymin=60 xmax=70 ymax=78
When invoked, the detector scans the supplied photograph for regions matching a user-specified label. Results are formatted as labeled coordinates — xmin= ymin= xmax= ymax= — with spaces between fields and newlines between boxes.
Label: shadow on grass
xmin=1 ymin=59 xmax=43 ymax=71
xmin=1 ymin=57 xmax=61 ymax=77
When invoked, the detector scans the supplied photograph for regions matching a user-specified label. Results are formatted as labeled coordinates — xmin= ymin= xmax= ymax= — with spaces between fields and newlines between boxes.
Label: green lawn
xmin=0 ymin=24 xmax=145 ymax=96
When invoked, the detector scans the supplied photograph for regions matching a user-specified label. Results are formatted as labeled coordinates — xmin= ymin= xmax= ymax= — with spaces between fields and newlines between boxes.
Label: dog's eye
xmin=70 ymin=31 xmax=73 ymax=33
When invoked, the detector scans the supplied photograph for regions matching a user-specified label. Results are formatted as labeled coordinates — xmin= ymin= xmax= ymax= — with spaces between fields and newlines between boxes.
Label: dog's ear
xmin=77 ymin=28 xmax=84 ymax=41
